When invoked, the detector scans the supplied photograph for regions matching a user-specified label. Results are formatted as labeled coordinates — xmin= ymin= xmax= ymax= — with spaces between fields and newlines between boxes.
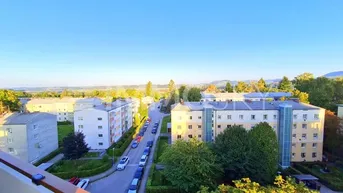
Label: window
xmin=292 ymin=153 xmax=295 ymax=158
xmin=273 ymin=115 xmax=277 ymax=120
xmin=8 ymin=148 xmax=14 ymax=153
xmin=313 ymin=143 xmax=317 ymax=148
xmin=189 ymin=116 xmax=192 ymax=120
xmin=98 ymin=126 xmax=103 ymax=129
xmin=227 ymin=125 xmax=232 ymax=128
xmin=188 ymin=125 xmax=192 ymax=129
xmin=239 ymin=115 xmax=244 ymax=120
xmin=303 ymin=114 xmax=308 ymax=119
xmin=188 ymin=134 xmax=193 ymax=138
xmin=33 ymin=125 xmax=37 ymax=130
xmin=302 ymin=124 xmax=307 ymax=129
xmin=293 ymin=124 xmax=297 ymax=129
xmin=98 ymin=134 xmax=103 ymax=137
xmin=302 ymin=134 xmax=307 ymax=140
xmin=312 ymin=152 xmax=317 ymax=158
xmin=64 ymin=113 xmax=66 ymax=115
xmin=218 ymin=115 xmax=221 ymax=119
xmin=34 ymin=134 xmax=38 ymax=139
xmin=78 ymin=117 xmax=83 ymax=120
xmin=263 ymin=114 xmax=268 ymax=120
xmin=6 ymin=128 xmax=12 ymax=133
xmin=98 ymin=117 xmax=102 ymax=121
xmin=177 ymin=125 xmax=181 ymax=129
xmin=58 ymin=113 xmax=61 ymax=115
xmin=7 ymin=138 xmax=13 ymax=143
xmin=292 ymin=134 xmax=296 ymax=138
xmin=301 ymin=153 xmax=306 ymax=158
xmin=292 ymin=143 xmax=296 ymax=148
xmin=177 ymin=135 xmax=182 ymax=139
xmin=78 ymin=125 xmax=83 ymax=129
xmin=301 ymin=143 xmax=306 ymax=148
xmin=293 ymin=114 xmax=298 ymax=119
xmin=238 ymin=124 xmax=243 ymax=127
xmin=198 ymin=125 xmax=201 ymax=129
xmin=98 ymin=142 xmax=103 ymax=146
xmin=64 ymin=117 xmax=67 ymax=120
xmin=314 ymin=114 xmax=319 ymax=120
xmin=313 ymin=133 xmax=318 ymax=140
xmin=198 ymin=116 xmax=202 ymax=119
xmin=59 ymin=118 xmax=61 ymax=121
xmin=198 ymin=134 xmax=202 ymax=138
xmin=227 ymin=115 xmax=232 ymax=120
xmin=316 ymin=124 xmax=319 ymax=129
xmin=251 ymin=115 xmax=256 ymax=120
xmin=218 ymin=125 xmax=221 ymax=129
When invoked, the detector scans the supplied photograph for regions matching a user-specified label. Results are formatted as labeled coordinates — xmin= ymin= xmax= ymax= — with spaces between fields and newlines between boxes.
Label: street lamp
xmin=112 ymin=147 xmax=115 ymax=165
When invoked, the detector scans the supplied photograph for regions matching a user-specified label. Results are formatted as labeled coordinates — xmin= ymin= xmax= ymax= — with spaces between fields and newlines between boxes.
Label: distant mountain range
xmin=208 ymin=79 xmax=281 ymax=88
xmin=323 ymin=71 xmax=343 ymax=79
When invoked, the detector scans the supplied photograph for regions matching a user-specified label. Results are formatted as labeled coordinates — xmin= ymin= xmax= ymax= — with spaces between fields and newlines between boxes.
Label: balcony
xmin=0 ymin=151 xmax=88 ymax=193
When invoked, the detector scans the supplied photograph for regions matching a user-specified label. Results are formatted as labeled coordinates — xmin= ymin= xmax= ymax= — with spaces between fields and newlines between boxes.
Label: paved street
xmin=87 ymin=103 xmax=163 ymax=193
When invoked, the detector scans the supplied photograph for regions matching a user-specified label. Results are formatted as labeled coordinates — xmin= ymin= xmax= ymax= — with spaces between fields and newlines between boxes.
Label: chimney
xmin=180 ymin=98 xmax=184 ymax=105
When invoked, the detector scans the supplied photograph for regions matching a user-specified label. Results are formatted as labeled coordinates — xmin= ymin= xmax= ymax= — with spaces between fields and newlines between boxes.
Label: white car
xmin=76 ymin=179 xmax=89 ymax=190
xmin=138 ymin=155 xmax=147 ymax=167
xmin=117 ymin=156 xmax=130 ymax=170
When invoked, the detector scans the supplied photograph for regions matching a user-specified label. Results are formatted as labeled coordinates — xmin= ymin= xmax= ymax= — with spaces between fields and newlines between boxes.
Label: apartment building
xmin=0 ymin=112 xmax=58 ymax=164
xmin=201 ymin=92 xmax=291 ymax=102
xmin=338 ymin=104 xmax=343 ymax=119
xmin=74 ymin=100 xmax=133 ymax=149
xmin=24 ymin=98 xmax=103 ymax=122
xmin=171 ymin=100 xmax=325 ymax=168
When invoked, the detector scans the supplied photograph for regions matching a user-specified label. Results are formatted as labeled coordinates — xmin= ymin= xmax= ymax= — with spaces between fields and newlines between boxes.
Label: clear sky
xmin=0 ymin=1 xmax=343 ymax=88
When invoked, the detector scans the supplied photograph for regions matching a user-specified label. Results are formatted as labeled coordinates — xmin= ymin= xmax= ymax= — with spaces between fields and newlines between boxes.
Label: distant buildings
xmin=201 ymin=92 xmax=292 ymax=102
xmin=142 ymin=96 xmax=154 ymax=106
xmin=171 ymin=100 xmax=325 ymax=168
xmin=338 ymin=104 xmax=343 ymax=119
xmin=0 ymin=112 xmax=58 ymax=164
xmin=74 ymin=99 xmax=133 ymax=149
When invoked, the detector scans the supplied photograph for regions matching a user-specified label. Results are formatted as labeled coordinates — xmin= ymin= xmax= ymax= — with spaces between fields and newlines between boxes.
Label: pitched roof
xmin=0 ymin=112 xmax=56 ymax=125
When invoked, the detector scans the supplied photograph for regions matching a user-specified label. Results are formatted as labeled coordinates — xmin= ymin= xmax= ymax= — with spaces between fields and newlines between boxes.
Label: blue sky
xmin=0 ymin=1 xmax=343 ymax=88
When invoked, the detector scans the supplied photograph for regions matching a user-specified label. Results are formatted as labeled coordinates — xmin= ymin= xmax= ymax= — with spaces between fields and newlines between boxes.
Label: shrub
xmin=145 ymin=186 xmax=180 ymax=193
xmin=34 ymin=148 xmax=62 ymax=166
xmin=335 ymin=160 xmax=343 ymax=168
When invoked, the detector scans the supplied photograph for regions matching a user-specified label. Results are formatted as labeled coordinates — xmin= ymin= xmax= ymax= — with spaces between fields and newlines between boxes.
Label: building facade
xmin=73 ymin=100 xmax=133 ymax=149
xmin=0 ymin=113 xmax=58 ymax=164
xmin=171 ymin=100 xmax=325 ymax=166
xmin=24 ymin=98 xmax=103 ymax=122
xmin=338 ymin=104 xmax=343 ymax=119
xmin=201 ymin=92 xmax=292 ymax=102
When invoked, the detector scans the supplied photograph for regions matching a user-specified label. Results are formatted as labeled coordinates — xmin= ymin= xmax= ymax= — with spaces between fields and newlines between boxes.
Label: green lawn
xmin=160 ymin=115 xmax=171 ymax=134
xmin=155 ymin=136 xmax=169 ymax=163
xmin=83 ymin=152 xmax=100 ymax=158
xmin=58 ymin=125 xmax=74 ymax=145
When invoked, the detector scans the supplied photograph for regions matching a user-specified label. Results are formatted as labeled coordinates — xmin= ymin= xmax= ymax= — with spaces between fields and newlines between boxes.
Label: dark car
xmin=131 ymin=141 xmax=138 ymax=149
xmin=139 ymin=131 xmax=144 ymax=136
xmin=154 ymin=122 xmax=159 ymax=127
xmin=142 ymin=125 xmax=148 ymax=132
xmin=134 ymin=167 xmax=144 ymax=180
xmin=146 ymin=140 xmax=153 ymax=147
xmin=143 ymin=147 xmax=150 ymax=156
xmin=151 ymin=128 xmax=157 ymax=134
xmin=128 ymin=178 xmax=140 ymax=193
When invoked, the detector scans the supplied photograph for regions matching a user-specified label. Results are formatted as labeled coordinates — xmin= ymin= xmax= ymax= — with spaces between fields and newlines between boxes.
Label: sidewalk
xmin=46 ymin=153 xmax=64 ymax=164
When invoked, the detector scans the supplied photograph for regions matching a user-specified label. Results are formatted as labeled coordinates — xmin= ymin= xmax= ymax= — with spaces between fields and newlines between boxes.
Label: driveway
xmin=87 ymin=103 xmax=163 ymax=193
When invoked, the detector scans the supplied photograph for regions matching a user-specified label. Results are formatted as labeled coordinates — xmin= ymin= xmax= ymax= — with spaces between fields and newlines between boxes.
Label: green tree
xmin=138 ymin=99 xmax=148 ymax=117
xmin=62 ymin=132 xmax=89 ymax=160
xmin=307 ymin=77 xmax=335 ymax=110
xmin=248 ymin=122 xmax=278 ymax=185
xmin=235 ymin=81 xmax=248 ymax=93
xmin=213 ymin=126 xmax=250 ymax=181
xmin=257 ymin=78 xmax=267 ymax=92
xmin=292 ymin=89 xmax=309 ymax=103
xmin=225 ymin=82 xmax=233 ymax=92
xmin=205 ymin=84 xmax=218 ymax=93
xmin=60 ymin=89 xmax=73 ymax=98
xmin=168 ymin=79 xmax=176 ymax=93
xmin=146 ymin=81 xmax=153 ymax=96
xmin=179 ymin=85 xmax=187 ymax=99
xmin=165 ymin=91 xmax=178 ymax=113
xmin=187 ymin=87 xmax=202 ymax=102
xmin=293 ymin=72 xmax=314 ymax=92
xmin=0 ymin=90 xmax=20 ymax=113
xmin=161 ymin=139 xmax=222 ymax=192
xmin=133 ymin=113 xmax=141 ymax=127
xmin=278 ymin=76 xmax=293 ymax=92
xmin=324 ymin=110 xmax=343 ymax=156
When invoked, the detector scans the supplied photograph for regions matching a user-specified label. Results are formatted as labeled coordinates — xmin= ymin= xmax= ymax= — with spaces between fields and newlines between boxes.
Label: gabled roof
xmin=0 ymin=112 xmax=55 ymax=125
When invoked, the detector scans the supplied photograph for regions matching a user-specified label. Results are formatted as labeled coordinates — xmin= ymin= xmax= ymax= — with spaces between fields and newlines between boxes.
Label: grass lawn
xmin=155 ymin=136 xmax=169 ymax=163
xmin=160 ymin=115 xmax=171 ymax=134
xmin=58 ymin=125 xmax=74 ymax=145
xmin=48 ymin=159 xmax=108 ymax=173
xmin=83 ymin=152 xmax=100 ymax=158
xmin=151 ymin=167 xmax=172 ymax=186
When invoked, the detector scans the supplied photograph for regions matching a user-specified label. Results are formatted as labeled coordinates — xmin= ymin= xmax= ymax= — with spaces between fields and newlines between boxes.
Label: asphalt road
xmin=87 ymin=103 xmax=163 ymax=193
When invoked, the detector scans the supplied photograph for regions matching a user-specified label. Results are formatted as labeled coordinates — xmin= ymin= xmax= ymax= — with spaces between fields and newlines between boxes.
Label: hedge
xmin=51 ymin=161 xmax=112 ymax=179
xmin=294 ymin=163 xmax=343 ymax=191
xmin=33 ymin=148 xmax=62 ymax=166
xmin=145 ymin=186 xmax=180 ymax=193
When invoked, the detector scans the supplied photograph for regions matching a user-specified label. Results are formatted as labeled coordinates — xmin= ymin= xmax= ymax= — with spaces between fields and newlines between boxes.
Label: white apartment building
xmin=171 ymin=100 xmax=325 ymax=168
xmin=24 ymin=98 xmax=103 ymax=122
xmin=0 ymin=112 xmax=58 ymax=164
xmin=201 ymin=92 xmax=291 ymax=102
xmin=74 ymin=100 xmax=133 ymax=149
xmin=338 ymin=104 xmax=343 ymax=119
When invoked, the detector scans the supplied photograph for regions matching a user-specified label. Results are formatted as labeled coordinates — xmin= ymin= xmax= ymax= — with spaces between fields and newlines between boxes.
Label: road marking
xmin=126 ymin=164 xmax=139 ymax=167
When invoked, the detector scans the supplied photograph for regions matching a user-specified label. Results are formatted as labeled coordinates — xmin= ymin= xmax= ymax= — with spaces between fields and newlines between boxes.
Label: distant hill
xmin=323 ymin=71 xmax=343 ymax=79
xmin=208 ymin=79 xmax=281 ymax=88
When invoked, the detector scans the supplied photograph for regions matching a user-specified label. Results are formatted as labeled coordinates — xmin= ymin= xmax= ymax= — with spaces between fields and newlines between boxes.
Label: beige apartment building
xmin=171 ymin=100 xmax=325 ymax=168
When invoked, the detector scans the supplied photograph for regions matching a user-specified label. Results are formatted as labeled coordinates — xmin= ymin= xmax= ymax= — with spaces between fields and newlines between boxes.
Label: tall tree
xmin=168 ymin=79 xmax=176 ymax=93
xmin=294 ymin=72 xmax=314 ymax=92
xmin=62 ymin=132 xmax=89 ymax=160
xmin=179 ymin=85 xmax=187 ymax=99
xmin=235 ymin=81 xmax=248 ymax=93
xmin=225 ymin=82 xmax=233 ymax=92
xmin=292 ymin=89 xmax=309 ymax=103
xmin=187 ymin=87 xmax=202 ymax=102
xmin=165 ymin=91 xmax=178 ymax=113
xmin=133 ymin=113 xmax=141 ymax=127
xmin=146 ymin=81 xmax=153 ymax=97
xmin=0 ymin=90 xmax=20 ymax=113
xmin=138 ymin=98 xmax=148 ymax=117
xmin=248 ymin=122 xmax=278 ymax=185
xmin=257 ymin=78 xmax=267 ymax=92
xmin=324 ymin=110 xmax=343 ymax=157
xmin=205 ymin=84 xmax=218 ymax=93
xmin=307 ymin=77 xmax=335 ymax=110
xmin=213 ymin=126 xmax=250 ymax=181
xmin=161 ymin=139 xmax=222 ymax=192
xmin=278 ymin=76 xmax=293 ymax=92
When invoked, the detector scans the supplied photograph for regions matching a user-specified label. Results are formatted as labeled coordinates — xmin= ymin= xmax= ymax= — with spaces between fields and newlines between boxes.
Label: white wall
xmin=338 ymin=106 xmax=343 ymax=119
xmin=0 ymin=125 xmax=28 ymax=162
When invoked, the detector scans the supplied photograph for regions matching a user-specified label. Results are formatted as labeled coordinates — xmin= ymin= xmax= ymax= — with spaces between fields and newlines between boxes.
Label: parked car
xmin=69 ymin=177 xmax=80 ymax=185
xmin=146 ymin=140 xmax=153 ymax=147
xmin=143 ymin=125 xmax=148 ymax=131
xmin=128 ymin=178 xmax=140 ymax=193
xmin=143 ymin=147 xmax=150 ymax=156
xmin=134 ymin=167 xmax=144 ymax=180
xmin=139 ymin=131 xmax=144 ymax=136
xmin=76 ymin=179 xmax=89 ymax=190
xmin=139 ymin=155 xmax=148 ymax=166
xmin=154 ymin=122 xmax=159 ymax=127
xmin=117 ymin=156 xmax=130 ymax=170
xmin=136 ymin=136 xmax=142 ymax=142
xmin=151 ymin=128 xmax=157 ymax=134
xmin=131 ymin=141 xmax=139 ymax=149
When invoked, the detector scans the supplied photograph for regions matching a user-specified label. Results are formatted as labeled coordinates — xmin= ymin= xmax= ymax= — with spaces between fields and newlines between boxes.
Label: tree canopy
xmin=62 ymin=132 xmax=89 ymax=160
xmin=179 ymin=85 xmax=187 ymax=99
xmin=257 ymin=78 xmax=267 ymax=92
xmin=0 ymin=90 xmax=20 ymax=114
xmin=187 ymin=87 xmax=202 ymax=102
xmin=324 ymin=110 xmax=343 ymax=157
xmin=168 ymin=79 xmax=176 ymax=93
xmin=205 ymin=84 xmax=218 ymax=93
xmin=146 ymin=81 xmax=153 ymax=97
xmin=235 ymin=81 xmax=251 ymax=93
xmin=278 ymin=76 xmax=293 ymax=92
xmin=225 ymin=82 xmax=234 ymax=92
